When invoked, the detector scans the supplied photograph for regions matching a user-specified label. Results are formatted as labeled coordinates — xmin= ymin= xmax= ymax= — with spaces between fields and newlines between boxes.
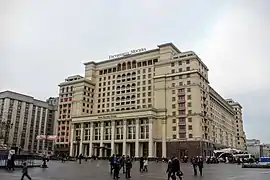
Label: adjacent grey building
xmin=0 ymin=91 xmax=58 ymax=154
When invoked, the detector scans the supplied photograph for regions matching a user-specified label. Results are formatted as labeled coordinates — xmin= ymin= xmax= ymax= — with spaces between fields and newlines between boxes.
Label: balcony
xmin=179 ymin=128 xmax=186 ymax=133
xmin=178 ymin=120 xmax=186 ymax=125
xmin=178 ymin=114 xmax=186 ymax=118
xmin=178 ymin=99 xmax=185 ymax=103
xmin=178 ymin=91 xmax=185 ymax=95
xmin=178 ymin=106 xmax=185 ymax=110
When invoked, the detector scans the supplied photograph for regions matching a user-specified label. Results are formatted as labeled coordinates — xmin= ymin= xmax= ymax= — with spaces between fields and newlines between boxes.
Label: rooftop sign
xmin=109 ymin=48 xmax=146 ymax=59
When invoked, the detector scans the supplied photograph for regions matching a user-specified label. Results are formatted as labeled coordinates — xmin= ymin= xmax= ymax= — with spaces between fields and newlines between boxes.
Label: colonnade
xmin=69 ymin=117 xmax=167 ymax=158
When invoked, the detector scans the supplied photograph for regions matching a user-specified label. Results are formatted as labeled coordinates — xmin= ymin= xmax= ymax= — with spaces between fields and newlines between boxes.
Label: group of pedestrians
xmin=191 ymin=156 xmax=204 ymax=176
xmin=109 ymin=154 xmax=132 ymax=179
xmin=166 ymin=157 xmax=183 ymax=180
xmin=166 ymin=156 xmax=205 ymax=179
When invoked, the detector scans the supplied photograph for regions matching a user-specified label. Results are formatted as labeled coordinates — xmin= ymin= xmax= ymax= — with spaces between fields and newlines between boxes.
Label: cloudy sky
xmin=1 ymin=0 xmax=269 ymax=142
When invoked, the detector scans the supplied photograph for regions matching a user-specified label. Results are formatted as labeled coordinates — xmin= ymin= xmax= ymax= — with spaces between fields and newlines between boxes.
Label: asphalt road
xmin=1 ymin=160 xmax=270 ymax=180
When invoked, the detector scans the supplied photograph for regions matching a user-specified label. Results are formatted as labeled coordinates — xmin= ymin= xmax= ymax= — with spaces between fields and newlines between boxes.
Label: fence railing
xmin=0 ymin=154 xmax=42 ymax=167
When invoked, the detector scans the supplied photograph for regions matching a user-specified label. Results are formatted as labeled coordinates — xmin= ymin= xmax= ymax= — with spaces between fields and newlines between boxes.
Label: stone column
xmin=79 ymin=123 xmax=84 ymax=155
xmin=111 ymin=120 xmax=115 ymax=155
xmin=162 ymin=118 xmax=167 ymax=158
xmin=69 ymin=123 xmax=74 ymax=157
xmin=123 ymin=119 xmax=127 ymax=156
xmin=100 ymin=122 xmax=104 ymax=157
xmin=148 ymin=117 xmax=153 ymax=157
xmin=135 ymin=118 xmax=140 ymax=157
xmin=89 ymin=122 xmax=93 ymax=157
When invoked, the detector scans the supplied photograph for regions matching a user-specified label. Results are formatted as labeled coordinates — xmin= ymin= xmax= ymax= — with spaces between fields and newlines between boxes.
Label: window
xmin=188 ymin=102 xmax=192 ymax=107
xmin=189 ymin=134 xmax=193 ymax=138
xmin=187 ymin=88 xmax=191 ymax=92
xmin=172 ymin=119 xmax=176 ymax=123
xmin=186 ymin=60 xmax=190 ymax=64
xmin=172 ymin=134 xmax=177 ymax=139
xmin=188 ymin=125 xmax=192 ymax=130
xmin=188 ymin=118 xmax=192 ymax=122
xmin=186 ymin=67 xmax=190 ymax=71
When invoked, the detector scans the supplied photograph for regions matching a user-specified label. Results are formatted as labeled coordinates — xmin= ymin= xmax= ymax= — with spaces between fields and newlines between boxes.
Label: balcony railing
xmin=178 ymin=99 xmax=185 ymax=103
xmin=178 ymin=106 xmax=185 ymax=110
xmin=177 ymin=91 xmax=185 ymax=95
xmin=178 ymin=114 xmax=186 ymax=118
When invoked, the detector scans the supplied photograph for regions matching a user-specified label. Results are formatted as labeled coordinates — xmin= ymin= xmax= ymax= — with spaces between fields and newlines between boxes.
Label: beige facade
xmin=58 ymin=43 xmax=246 ymax=157
xmin=55 ymin=75 xmax=95 ymax=152
xmin=0 ymin=91 xmax=58 ymax=154
xmin=226 ymin=99 xmax=246 ymax=150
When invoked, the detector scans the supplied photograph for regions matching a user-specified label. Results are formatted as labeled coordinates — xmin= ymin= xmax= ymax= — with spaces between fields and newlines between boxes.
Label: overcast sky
xmin=1 ymin=0 xmax=269 ymax=142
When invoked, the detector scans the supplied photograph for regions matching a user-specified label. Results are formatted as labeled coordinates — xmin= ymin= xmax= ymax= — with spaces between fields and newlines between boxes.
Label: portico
xmin=69 ymin=110 xmax=167 ymax=158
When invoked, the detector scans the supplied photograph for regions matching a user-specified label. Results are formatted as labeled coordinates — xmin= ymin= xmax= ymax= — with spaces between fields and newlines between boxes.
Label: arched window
xmin=127 ymin=62 xmax=131 ymax=69
xmin=132 ymin=60 xmax=136 ymax=68
xmin=122 ymin=62 xmax=126 ymax=70
xmin=117 ymin=64 xmax=121 ymax=71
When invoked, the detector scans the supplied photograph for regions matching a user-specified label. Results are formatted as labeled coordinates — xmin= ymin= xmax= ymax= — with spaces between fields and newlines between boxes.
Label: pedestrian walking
xmin=166 ymin=159 xmax=173 ymax=180
xmin=143 ymin=158 xmax=148 ymax=172
xmin=120 ymin=155 xmax=126 ymax=173
xmin=21 ymin=162 xmax=32 ymax=180
xmin=109 ymin=154 xmax=115 ymax=175
xmin=113 ymin=155 xmax=120 ymax=180
xmin=139 ymin=157 xmax=144 ymax=172
xmin=191 ymin=157 xmax=198 ymax=176
xmin=125 ymin=155 xmax=132 ymax=179
xmin=78 ymin=154 xmax=83 ymax=164
xmin=197 ymin=156 xmax=204 ymax=176
xmin=171 ymin=157 xmax=183 ymax=180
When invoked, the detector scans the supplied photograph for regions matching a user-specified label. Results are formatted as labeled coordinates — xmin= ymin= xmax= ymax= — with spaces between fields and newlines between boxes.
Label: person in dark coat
xmin=125 ymin=155 xmax=132 ymax=179
xmin=191 ymin=157 xmax=198 ymax=176
xmin=113 ymin=155 xmax=120 ymax=180
xmin=139 ymin=157 xmax=144 ymax=172
xmin=120 ymin=155 xmax=126 ymax=173
xmin=21 ymin=162 xmax=32 ymax=180
xmin=109 ymin=154 xmax=115 ymax=175
xmin=11 ymin=154 xmax=15 ymax=170
xmin=78 ymin=154 xmax=83 ymax=164
xmin=171 ymin=157 xmax=183 ymax=180
xmin=197 ymin=156 xmax=204 ymax=176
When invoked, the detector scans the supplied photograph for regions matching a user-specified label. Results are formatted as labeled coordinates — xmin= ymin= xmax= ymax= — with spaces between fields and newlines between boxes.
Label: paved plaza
xmin=1 ymin=160 xmax=270 ymax=180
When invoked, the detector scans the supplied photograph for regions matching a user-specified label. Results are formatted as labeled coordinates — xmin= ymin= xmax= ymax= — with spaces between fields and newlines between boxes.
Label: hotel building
xmin=226 ymin=99 xmax=246 ymax=150
xmin=0 ymin=91 xmax=58 ymax=154
xmin=55 ymin=75 xmax=94 ymax=153
xmin=56 ymin=43 xmax=246 ymax=158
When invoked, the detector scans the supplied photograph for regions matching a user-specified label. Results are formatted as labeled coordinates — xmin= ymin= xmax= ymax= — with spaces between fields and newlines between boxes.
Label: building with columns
xmin=57 ymin=43 xmax=246 ymax=158
xmin=0 ymin=91 xmax=58 ymax=154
